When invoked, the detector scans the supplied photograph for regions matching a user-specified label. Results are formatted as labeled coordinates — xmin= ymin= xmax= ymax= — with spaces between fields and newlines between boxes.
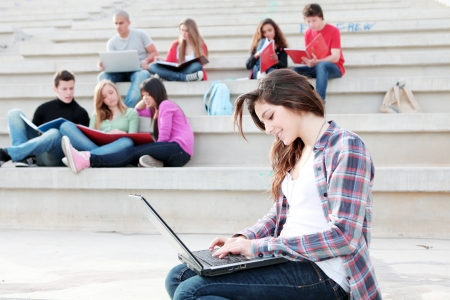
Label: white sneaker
xmin=139 ymin=155 xmax=164 ymax=168
xmin=256 ymin=71 xmax=267 ymax=79
xmin=62 ymin=157 xmax=69 ymax=167
xmin=153 ymin=73 xmax=165 ymax=81
xmin=186 ymin=70 xmax=203 ymax=82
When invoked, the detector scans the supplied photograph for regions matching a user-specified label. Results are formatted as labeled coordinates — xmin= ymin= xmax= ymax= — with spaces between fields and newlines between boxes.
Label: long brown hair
xmin=250 ymin=18 xmax=288 ymax=52
xmin=93 ymin=80 xmax=127 ymax=130
xmin=234 ymin=69 xmax=324 ymax=200
xmin=178 ymin=18 xmax=208 ymax=63
xmin=140 ymin=78 xmax=169 ymax=140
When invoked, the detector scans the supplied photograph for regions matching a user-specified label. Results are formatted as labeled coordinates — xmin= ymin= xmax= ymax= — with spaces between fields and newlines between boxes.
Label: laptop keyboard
xmin=193 ymin=249 xmax=252 ymax=266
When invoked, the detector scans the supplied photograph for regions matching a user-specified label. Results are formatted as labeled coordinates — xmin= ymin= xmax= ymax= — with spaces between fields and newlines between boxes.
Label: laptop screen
xmin=129 ymin=194 xmax=203 ymax=269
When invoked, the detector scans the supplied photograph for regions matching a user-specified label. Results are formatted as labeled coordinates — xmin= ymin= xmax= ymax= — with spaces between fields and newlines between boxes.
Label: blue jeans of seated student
xmin=292 ymin=62 xmax=342 ymax=102
xmin=6 ymin=109 xmax=64 ymax=166
xmin=90 ymin=142 xmax=190 ymax=167
xmin=97 ymin=69 xmax=150 ymax=108
xmin=149 ymin=62 xmax=202 ymax=81
xmin=166 ymin=262 xmax=349 ymax=300
xmin=59 ymin=122 xmax=134 ymax=156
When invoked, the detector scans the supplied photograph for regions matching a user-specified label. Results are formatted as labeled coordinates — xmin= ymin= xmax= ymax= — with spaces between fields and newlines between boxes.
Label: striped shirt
xmin=236 ymin=121 xmax=381 ymax=299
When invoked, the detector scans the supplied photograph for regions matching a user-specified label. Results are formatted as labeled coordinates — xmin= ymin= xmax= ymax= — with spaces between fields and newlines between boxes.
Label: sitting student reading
xmin=292 ymin=4 xmax=345 ymax=103
xmin=246 ymin=18 xmax=288 ymax=79
xmin=61 ymin=78 xmax=194 ymax=173
xmin=149 ymin=18 xmax=208 ymax=82
xmin=0 ymin=70 xmax=89 ymax=167
xmin=59 ymin=80 xmax=139 ymax=161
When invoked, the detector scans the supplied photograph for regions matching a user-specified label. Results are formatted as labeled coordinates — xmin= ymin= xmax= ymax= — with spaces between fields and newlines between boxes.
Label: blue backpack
xmin=203 ymin=80 xmax=233 ymax=115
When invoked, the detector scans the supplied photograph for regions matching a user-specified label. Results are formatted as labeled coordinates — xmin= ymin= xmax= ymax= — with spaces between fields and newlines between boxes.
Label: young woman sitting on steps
xmin=61 ymin=78 xmax=194 ymax=173
xmin=59 ymin=80 xmax=138 ymax=161
xmin=149 ymin=18 xmax=208 ymax=82
xmin=246 ymin=18 xmax=289 ymax=79
xmin=165 ymin=69 xmax=381 ymax=300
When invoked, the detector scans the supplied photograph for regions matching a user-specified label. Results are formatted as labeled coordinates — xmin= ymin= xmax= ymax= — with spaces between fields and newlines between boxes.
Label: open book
xmin=75 ymin=124 xmax=154 ymax=146
xmin=285 ymin=33 xmax=329 ymax=64
xmin=260 ymin=39 xmax=276 ymax=73
xmin=155 ymin=55 xmax=209 ymax=71
xmin=20 ymin=114 xmax=68 ymax=135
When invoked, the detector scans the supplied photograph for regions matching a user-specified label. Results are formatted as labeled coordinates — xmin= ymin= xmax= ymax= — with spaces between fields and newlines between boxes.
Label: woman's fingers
xmin=208 ymin=236 xmax=228 ymax=251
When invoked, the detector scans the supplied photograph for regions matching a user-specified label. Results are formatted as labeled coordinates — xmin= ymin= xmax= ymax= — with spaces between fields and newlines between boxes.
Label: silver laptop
xmin=99 ymin=50 xmax=141 ymax=73
xmin=129 ymin=194 xmax=288 ymax=276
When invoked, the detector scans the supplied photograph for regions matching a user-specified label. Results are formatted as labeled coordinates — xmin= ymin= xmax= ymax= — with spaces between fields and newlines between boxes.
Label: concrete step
xmin=48 ymin=19 xmax=450 ymax=44
xmin=1 ymin=114 xmax=449 ymax=167
xmin=2 ymin=49 xmax=450 ymax=83
xmin=131 ymin=2 xmax=411 ymax=17
xmin=18 ymin=31 xmax=450 ymax=59
xmin=0 ymin=12 xmax=92 ymax=23
xmin=0 ymin=77 xmax=449 ymax=115
xmin=71 ymin=9 xmax=450 ymax=30
xmin=136 ymin=0 xmax=405 ymax=10
xmin=0 ymin=166 xmax=449 ymax=238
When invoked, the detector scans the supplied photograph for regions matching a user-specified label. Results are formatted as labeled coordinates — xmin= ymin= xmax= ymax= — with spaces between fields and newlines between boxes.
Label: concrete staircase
xmin=0 ymin=0 xmax=449 ymax=239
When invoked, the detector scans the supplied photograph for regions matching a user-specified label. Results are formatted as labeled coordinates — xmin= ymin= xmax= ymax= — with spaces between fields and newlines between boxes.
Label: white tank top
xmin=281 ymin=158 xmax=350 ymax=292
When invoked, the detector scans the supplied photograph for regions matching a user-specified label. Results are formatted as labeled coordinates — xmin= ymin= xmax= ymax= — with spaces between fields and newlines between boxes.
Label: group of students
xmin=97 ymin=10 xmax=209 ymax=108
xmin=0 ymin=70 xmax=193 ymax=172
xmin=247 ymin=4 xmax=345 ymax=102
xmin=0 ymin=2 xmax=381 ymax=299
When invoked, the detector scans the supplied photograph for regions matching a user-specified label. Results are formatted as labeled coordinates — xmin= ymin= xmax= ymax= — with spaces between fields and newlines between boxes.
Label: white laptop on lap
xmin=129 ymin=194 xmax=288 ymax=277
xmin=99 ymin=50 xmax=141 ymax=73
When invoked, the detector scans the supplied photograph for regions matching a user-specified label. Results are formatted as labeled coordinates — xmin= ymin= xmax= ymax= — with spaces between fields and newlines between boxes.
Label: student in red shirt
xmin=293 ymin=4 xmax=345 ymax=103
xmin=149 ymin=18 xmax=208 ymax=82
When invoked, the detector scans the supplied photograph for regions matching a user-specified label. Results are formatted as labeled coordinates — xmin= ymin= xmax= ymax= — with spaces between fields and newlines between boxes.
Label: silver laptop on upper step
xmin=129 ymin=194 xmax=288 ymax=277
xmin=99 ymin=50 xmax=141 ymax=72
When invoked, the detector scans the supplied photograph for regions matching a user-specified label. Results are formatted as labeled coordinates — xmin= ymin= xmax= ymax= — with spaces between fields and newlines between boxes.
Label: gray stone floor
xmin=0 ymin=229 xmax=449 ymax=299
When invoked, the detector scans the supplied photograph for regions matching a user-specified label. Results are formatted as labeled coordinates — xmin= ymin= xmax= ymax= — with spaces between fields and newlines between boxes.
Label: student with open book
xmin=165 ymin=70 xmax=381 ymax=300
xmin=0 ymin=70 xmax=89 ymax=168
xmin=246 ymin=18 xmax=288 ymax=79
xmin=149 ymin=18 xmax=208 ymax=82
xmin=59 ymin=80 xmax=138 ymax=160
xmin=292 ymin=4 xmax=345 ymax=103
xmin=61 ymin=78 xmax=193 ymax=173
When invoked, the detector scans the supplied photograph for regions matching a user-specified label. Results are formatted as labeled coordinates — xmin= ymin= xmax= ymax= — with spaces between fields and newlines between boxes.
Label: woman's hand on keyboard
xmin=209 ymin=236 xmax=252 ymax=259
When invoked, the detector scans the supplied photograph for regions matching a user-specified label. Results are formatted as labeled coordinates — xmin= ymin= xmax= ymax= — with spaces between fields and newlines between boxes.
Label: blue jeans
xmin=97 ymin=69 xmax=150 ymax=108
xmin=166 ymin=262 xmax=349 ymax=300
xmin=149 ymin=62 xmax=202 ymax=81
xmin=6 ymin=109 xmax=64 ymax=166
xmin=292 ymin=62 xmax=342 ymax=102
xmin=59 ymin=122 xmax=134 ymax=156
xmin=90 ymin=142 xmax=190 ymax=167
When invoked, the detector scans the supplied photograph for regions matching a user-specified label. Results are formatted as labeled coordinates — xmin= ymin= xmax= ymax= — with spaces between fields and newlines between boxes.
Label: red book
xmin=75 ymin=125 xmax=154 ymax=146
xmin=306 ymin=33 xmax=328 ymax=59
xmin=285 ymin=33 xmax=329 ymax=64
xmin=259 ymin=40 xmax=276 ymax=73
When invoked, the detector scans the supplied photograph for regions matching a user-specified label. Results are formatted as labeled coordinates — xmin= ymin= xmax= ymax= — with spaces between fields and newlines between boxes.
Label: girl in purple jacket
xmin=61 ymin=78 xmax=194 ymax=173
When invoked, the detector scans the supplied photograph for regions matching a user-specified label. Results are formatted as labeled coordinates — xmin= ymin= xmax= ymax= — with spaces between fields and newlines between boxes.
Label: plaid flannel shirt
xmin=237 ymin=121 xmax=381 ymax=299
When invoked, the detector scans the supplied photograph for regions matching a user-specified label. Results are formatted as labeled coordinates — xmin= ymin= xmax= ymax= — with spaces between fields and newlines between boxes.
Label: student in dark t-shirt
xmin=0 ymin=70 xmax=89 ymax=167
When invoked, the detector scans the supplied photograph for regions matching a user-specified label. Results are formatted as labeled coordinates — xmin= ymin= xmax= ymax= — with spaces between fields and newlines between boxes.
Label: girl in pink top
xmin=61 ymin=78 xmax=194 ymax=173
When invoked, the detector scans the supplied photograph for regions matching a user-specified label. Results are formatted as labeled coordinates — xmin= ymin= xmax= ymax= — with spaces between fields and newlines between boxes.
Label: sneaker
xmin=139 ymin=155 xmax=164 ymax=168
xmin=0 ymin=148 xmax=11 ymax=167
xmin=61 ymin=136 xmax=91 ymax=174
xmin=14 ymin=156 xmax=37 ymax=167
xmin=256 ymin=71 xmax=267 ymax=79
xmin=153 ymin=73 xmax=166 ymax=82
xmin=62 ymin=157 xmax=69 ymax=167
xmin=185 ymin=70 xmax=203 ymax=82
